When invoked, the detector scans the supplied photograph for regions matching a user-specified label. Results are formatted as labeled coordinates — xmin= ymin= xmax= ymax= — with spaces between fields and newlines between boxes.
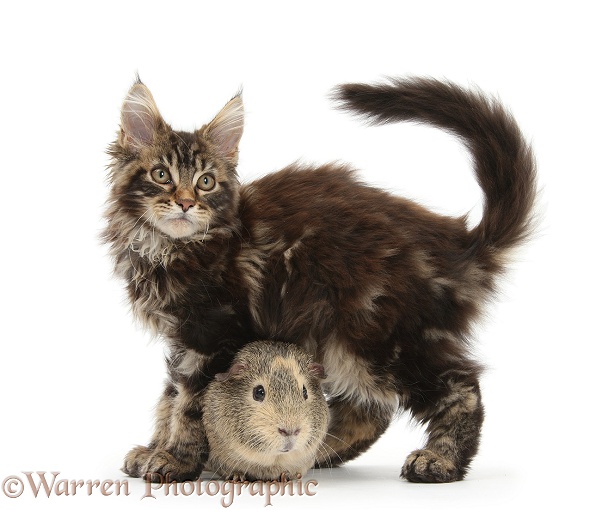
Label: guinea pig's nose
xmin=278 ymin=427 xmax=301 ymax=437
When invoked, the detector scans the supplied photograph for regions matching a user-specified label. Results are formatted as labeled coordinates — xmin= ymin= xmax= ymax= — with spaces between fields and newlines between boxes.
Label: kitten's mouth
xmin=158 ymin=214 xmax=201 ymax=239
xmin=167 ymin=216 xmax=194 ymax=226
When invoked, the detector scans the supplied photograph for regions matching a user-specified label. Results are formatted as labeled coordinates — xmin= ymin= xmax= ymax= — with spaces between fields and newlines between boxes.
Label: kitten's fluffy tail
xmin=333 ymin=77 xmax=537 ymax=255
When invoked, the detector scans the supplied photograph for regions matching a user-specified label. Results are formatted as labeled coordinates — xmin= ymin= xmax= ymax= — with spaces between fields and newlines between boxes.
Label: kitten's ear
xmin=203 ymin=94 xmax=244 ymax=159
xmin=119 ymin=79 xmax=166 ymax=151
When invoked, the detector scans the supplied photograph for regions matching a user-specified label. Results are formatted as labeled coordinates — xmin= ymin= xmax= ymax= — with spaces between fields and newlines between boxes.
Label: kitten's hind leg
xmin=314 ymin=396 xmax=394 ymax=468
xmin=401 ymin=372 xmax=484 ymax=483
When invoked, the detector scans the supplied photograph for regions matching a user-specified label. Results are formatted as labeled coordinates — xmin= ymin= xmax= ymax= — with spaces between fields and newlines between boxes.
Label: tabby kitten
xmin=104 ymin=77 xmax=535 ymax=483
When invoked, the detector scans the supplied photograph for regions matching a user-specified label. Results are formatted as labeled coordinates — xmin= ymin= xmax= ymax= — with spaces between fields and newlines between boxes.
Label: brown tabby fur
xmin=104 ymin=76 xmax=536 ymax=483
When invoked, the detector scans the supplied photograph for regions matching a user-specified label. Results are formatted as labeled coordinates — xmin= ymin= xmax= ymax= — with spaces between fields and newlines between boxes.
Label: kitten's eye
xmin=253 ymin=385 xmax=265 ymax=402
xmin=197 ymin=173 xmax=216 ymax=191
xmin=302 ymin=385 xmax=308 ymax=400
xmin=151 ymin=167 xmax=172 ymax=185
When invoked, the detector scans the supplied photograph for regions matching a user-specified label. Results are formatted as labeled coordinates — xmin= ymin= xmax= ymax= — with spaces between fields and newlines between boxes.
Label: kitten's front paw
xmin=401 ymin=449 xmax=459 ymax=483
xmin=122 ymin=445 xmax=153 ymax=478
xmin=122 ymin=446 xmax=200 ymax=482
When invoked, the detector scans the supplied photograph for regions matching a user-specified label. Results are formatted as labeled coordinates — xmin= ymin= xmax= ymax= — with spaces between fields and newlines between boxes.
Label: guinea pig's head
xmin=204 ymin=341 xmax=329 ymax=466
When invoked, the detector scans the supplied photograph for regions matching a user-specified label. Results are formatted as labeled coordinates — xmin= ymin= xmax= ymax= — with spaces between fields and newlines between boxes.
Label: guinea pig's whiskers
xmin=323 ymin=431 xmax=354 ymax=451
xmin=314 ymin=442 xmax=354 ymax=478
xmin=317 ymin=442 xmax=341 ymax=467
xmin=316 ymin=434 xmax=353 ymax=470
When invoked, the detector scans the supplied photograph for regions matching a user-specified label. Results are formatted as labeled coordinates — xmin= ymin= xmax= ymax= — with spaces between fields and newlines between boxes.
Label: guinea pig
xmin=202 ymin=341 xmax=329 ymax=481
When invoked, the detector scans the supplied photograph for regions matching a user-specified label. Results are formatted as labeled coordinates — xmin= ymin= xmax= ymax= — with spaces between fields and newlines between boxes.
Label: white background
xmin=1 ymin=1 xmax=600 ymax=508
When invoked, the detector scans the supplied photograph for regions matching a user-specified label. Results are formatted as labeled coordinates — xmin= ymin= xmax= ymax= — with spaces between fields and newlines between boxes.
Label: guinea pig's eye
xmin=253 ymin=385 xmax=265 ymax=402
xmin=302 ymin=385 xmax=308 ymax=400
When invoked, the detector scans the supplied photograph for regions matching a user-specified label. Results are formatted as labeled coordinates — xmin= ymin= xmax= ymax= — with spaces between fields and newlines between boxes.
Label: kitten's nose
xmin=177 ymin=198 xmax=196 ymax=212
xmin=278 ymin=427 xmax=301 ymax=437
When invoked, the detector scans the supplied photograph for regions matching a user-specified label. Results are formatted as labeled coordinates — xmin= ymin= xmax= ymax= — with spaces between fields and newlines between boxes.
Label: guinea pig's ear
xmin=308 ymin=362 xmax=326 ymax=379
xmin=214 ymin=362 xmax=248 ymax=382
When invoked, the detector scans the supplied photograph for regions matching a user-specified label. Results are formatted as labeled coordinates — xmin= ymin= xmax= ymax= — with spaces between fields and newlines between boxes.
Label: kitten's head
xmin=105 ymin=78 xmax=243 ymax=257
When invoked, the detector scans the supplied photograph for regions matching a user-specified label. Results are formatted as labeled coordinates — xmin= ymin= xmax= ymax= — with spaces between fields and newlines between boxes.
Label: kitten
xmin=104 ymin=77 xmax=536 ymax=483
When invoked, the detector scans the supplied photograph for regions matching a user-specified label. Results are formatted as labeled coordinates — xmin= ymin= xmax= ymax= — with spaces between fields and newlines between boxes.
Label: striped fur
xmin=105 ymin=77 xmax=536 ymax=483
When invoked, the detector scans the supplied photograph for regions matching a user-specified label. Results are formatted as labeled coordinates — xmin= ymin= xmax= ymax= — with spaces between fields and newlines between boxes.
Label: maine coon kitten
xmin=104 ymin=77 xmax=536 ymax=483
